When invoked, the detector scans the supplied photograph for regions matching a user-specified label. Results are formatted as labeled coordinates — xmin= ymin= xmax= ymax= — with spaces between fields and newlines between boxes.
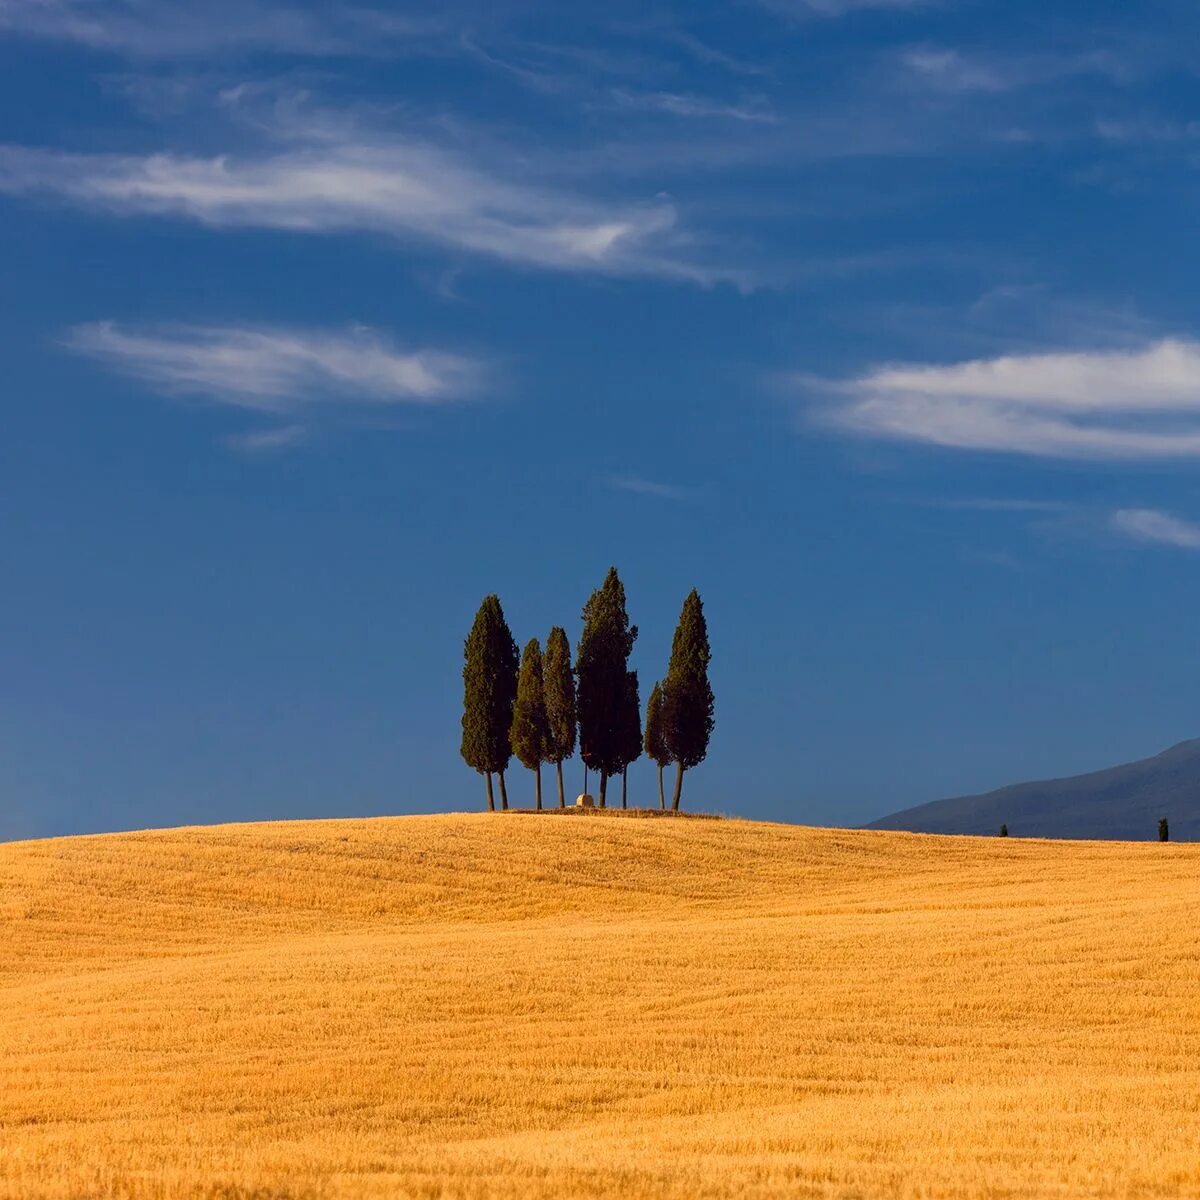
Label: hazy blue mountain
xmin=867 ymin=739 xmax=1200 ymax=841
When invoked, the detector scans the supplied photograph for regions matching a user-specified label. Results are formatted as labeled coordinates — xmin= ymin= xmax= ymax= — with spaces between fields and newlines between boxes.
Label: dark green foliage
xmin=511 ymin=638 xmax=551 ymax=769
xmin=511 ymin=638 xmax=553 ymax=809
xmin=1159 ymin=816 xmax=1169 ymax=842
xmin=998 ymin=823 xmax=1008 ymax=838
xmin=617 ymin=670 xmax=642 ymax=809
xmin=460 ymin=595 xmax=519 ymax=810
xmin=664 ymin=590 xmax=714 ymax=769
xmin=663 ymin=589 xmax=714 ymax=810
xmin=644 ymin=680 xmax=670 ymax=765
xmin=543 ymin=626 xmax=577 ymax=807
xmin=576 ymin=567 xmax=638 ymax=806
xmin=618 ymin=671 xmax=643 ymax=771
xmin=644 ymin=680 xmax=670 ymax=810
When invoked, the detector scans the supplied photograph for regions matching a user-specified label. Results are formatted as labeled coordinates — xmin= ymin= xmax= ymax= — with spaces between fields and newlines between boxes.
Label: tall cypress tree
xmin=663 ymin=589 xmax=714 ymax=812
xmin=543 ymin=626 xmax=577 ymax=808
xmin=576 ymin=567 xmax=637 ymax=808
xmin=644 ymin=680 xmax=671 ymax=811
xmin=511 ymin=638 xmax=552 ymax=810
xmin=460 ymin=594 xmax=519 ymax=811
xmin=616 ymin=669 xmax=642 ymax=810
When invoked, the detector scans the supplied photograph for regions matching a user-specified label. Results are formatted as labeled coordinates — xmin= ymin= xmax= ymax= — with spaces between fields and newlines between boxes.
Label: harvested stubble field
xmin=2 ymin=812 xmax=1200 ymax=1199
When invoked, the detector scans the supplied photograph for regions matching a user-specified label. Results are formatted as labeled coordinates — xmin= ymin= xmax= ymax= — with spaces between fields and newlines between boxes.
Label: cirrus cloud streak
xmin=1111 ymin=508 xmax=1200 ymax=550
xmin=0 ymin=0 xmax=437 ymax=57
xmin=0 ymin=139 xmax=738 ymax=284
xmin=65 ymin=321 xmax=485 ymax=412
xmin=820 ymin=339 xmax=1200 ymax=459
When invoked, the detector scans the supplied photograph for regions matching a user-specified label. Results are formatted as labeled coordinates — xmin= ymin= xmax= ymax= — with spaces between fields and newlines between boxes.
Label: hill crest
xmin=5 ymin=812 xmax=1200 ymax=1197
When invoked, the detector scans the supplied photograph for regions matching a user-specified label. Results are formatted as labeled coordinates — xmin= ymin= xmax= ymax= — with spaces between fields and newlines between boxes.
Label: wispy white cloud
xmin=0 ymin=0 xmax=437 ymax=57
xmin=225 ymin=424 xmax=307 ymax=453
xmin=901 ymin=49 xmax=1013 ymax=93
xmin=607 ymin=475 xmax=693 ymax=500
xmin=817 ymin=339 xmax=1200 ymax=460
xmin=915 ymin=496 xmax=1200 ymax=557
xmin=1095 ymin=117 xmax=1200 ymax=144
xmin=901 ymin=45 xmax=1132 ymax=94
xmin=1111 ymin=508 xmax=1200 ymax=550
xmin=655 ymin=29 xmax=767 ymax=77
xmin=0 ymin=135 xmax=741 ymax=284
xmin=65 ymin=321 xmax=484 ymax=411
xmin=610 ymin=89 xmax=777 ymax=123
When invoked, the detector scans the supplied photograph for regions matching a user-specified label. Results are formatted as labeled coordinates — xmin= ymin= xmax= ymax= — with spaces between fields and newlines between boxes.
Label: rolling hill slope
xmin=3 ymin=811 xmax=1200 ymax=1198
xmin=868 ymin=736 xmax=1200 ymax=840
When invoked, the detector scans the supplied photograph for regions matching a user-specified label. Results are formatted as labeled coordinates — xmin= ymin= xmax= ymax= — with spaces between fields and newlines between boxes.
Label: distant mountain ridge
xmin=867 ymin=738 xmax=1200 ymax=841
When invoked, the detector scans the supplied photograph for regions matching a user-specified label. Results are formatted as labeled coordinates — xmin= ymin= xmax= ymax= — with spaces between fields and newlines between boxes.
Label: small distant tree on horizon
xmin=663 ymin=589 xmax=714 ymax=811
xmin=460 ymin=595 xmax=519 ymax=811
xmin=999 ymin=823 xmax=1008 ymax=838
xmin=1159 ymin=817 xmax=1169 ymax=842
xmin=511 ymin=638 xmax=553 ymax=811
xmin=577 ymin=567 xmax=638 ymax=808
xmin=543 ymin=626 xmax=577 ymax=808
xmin=644 ymin=680 xmax=671 ymax=810
xmin=616 ymin=670 xmax=642 ymax=810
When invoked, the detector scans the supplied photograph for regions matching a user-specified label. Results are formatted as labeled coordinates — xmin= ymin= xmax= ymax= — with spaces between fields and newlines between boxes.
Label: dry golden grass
xmin=3 ymin=811 xmax=1200 ymax=1199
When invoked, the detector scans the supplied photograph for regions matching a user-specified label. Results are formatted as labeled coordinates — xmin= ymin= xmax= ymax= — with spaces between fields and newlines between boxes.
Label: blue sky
xmin=5 ymin=0 xmax=1200 ymax=840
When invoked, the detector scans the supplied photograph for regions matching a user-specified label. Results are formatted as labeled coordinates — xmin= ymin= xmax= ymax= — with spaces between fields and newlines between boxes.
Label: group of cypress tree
xmin=460 ymin=567 xmax=714 ymax=812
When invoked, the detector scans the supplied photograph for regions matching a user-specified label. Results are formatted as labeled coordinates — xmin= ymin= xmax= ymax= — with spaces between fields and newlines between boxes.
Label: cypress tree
xmin=663 ymin=589 xmax=714 ymax=812
xmin=998 ymin=823 xmax=1008 ymax=838
xmin=1159 ymin=817 xmax=1169 ymax=842
xmin=460 ymin=595 xmax=519 ymax=811
xmin=644 ymin=680 xmax=671 ymax=811
xmin=576 ymin=567 xmax=637 ymax=808
xmin=511 ymin=638 xmax=552 ymax=810
xmin=543 ymin=626 xmax=577 ymax=808
xmin=616 ymin=670 xmax=642 ymax=810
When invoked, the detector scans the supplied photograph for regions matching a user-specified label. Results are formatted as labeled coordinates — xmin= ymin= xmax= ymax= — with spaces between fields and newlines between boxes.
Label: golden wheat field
xmin=2 ymin=811 xmax=1200 ymax=1199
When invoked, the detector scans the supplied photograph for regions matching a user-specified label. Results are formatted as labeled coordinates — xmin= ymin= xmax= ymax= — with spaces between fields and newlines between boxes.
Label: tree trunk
xmin=671 ymin=763 xmax=684 ymax=811
xmin=498 ymin=770 xmax=509 ymax=811
xmin=657 ymin=763 xmax=664 ymax=810
xmin=621 ymin=767 xmax=628 ymax=809
xmin=556 ymin=760 xmax=565 ymax=808
xmin=485 ymin=771 xmax=495 ymax=812
xmin=535 ymin=764 xmax=542 ymax=811
xmin=598 ymin=771 xmax=608 ymax=808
